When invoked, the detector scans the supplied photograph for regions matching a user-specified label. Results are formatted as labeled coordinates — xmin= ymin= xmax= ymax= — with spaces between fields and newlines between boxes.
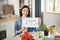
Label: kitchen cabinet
xmin=0 ymin=16 xmax=18 ymax=40
xmin=0 ymin=20 xmax=16 ymax=40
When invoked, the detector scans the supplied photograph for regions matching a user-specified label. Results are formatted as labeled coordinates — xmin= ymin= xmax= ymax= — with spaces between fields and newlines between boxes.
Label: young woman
xmin=14 ymin=5 xmax=41 ymax=36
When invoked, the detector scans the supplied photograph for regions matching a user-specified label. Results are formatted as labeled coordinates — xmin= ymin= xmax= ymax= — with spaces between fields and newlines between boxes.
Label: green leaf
xmin=42 ymin=24 xmax=49 ymax=32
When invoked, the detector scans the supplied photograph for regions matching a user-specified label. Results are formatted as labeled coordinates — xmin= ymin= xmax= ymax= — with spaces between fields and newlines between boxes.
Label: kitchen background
xmin=41 ymin=0 xmax=60 ymax=32
xmin=0 ymin=0 xmax=42 ymax=40
xmin=0 ymin=0 xmax=60 ymax=40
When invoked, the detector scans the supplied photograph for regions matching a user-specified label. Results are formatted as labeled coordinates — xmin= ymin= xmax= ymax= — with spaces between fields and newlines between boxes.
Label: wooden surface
xmin=0 ymin=15 xmax=19 ymax=23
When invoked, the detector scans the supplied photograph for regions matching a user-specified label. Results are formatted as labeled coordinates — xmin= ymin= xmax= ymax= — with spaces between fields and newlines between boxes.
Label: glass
xmin=50 ymin=25 xmax=55 ymax=35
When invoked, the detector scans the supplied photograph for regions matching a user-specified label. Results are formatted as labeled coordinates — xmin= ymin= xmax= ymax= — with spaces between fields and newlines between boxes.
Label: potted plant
xmin=42 ymin=24 xmax=49 ymax=36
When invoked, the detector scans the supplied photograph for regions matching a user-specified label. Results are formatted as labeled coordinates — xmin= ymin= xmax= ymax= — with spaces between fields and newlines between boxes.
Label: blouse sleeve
xmin=14 ymin=20 xmax=22 ymax=36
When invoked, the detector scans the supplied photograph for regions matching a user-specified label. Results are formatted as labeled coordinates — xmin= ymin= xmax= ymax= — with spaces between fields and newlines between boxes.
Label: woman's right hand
xmin=21 ymin=26 xmax=26 ymax=31
xmin=17 ymin=26 xmax=26 ymax=33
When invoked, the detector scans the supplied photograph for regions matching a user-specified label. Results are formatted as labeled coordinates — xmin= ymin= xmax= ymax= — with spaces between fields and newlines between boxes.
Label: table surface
xmin=5 ymin=31 xmax=59 ymax=40
xmin=15 ymin=31 xmax=60 ymax=40
xmin=29 ymin=31 xmax=60 ymax=40
xmin=29 ymin=31 xmax=54 ymax=40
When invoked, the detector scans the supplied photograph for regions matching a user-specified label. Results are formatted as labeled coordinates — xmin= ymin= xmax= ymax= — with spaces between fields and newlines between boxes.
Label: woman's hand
xmin=18 ymin=34 xmax=23 ymax=37
xmin=38 ymin=18 xmax=41 ymax=26
xmin=17 ymin=26 xmax=26 ymax=33
xmin=21 ymin=26 xmax=26 ymax=31
xmin=18 ymin=26 xmax=26 ymax=37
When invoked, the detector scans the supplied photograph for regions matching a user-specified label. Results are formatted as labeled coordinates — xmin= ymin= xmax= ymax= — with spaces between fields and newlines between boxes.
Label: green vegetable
xmin=38 ymin=32 xmax=42 ymax=38
xmin=39 ymin=36 xmax=42 ymax=38
xmin=42 ymin=24 xmax=49 ymax=32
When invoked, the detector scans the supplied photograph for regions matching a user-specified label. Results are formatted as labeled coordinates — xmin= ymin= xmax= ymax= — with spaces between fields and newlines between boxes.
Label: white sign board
xmin=22 ymin=18 xmax=38 ymax=28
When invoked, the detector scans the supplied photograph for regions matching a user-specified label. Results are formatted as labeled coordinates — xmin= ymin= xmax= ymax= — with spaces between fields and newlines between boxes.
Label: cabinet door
xmin=6 ymin=21 xmax=15 ymax=40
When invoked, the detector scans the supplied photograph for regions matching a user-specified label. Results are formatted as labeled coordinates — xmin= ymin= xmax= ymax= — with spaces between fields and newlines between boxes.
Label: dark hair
xmin=20 ymin=5 xmax=30 ymax=17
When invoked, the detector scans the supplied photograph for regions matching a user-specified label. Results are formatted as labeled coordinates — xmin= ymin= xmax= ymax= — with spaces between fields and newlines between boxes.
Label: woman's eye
xmin=23 ymin=10 xmax=25 ymax=12
xmin=24 ymin=10 xmax=28 ymax=12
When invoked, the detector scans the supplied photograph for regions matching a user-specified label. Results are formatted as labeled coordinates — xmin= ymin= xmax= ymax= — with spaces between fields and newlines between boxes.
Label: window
xmin=41 ymin=0 xmax=60 ymax=13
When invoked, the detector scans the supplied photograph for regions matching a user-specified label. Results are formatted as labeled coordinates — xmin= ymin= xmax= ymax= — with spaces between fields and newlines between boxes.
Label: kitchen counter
xmin=6 ymin=31 xmax=53 ymax=40
xmin=0 ymin=15 xmax=19 ymax=40
xmin=29 ymin=31 xmax=54 ymax=40
xmin=3 ymin=31 xmax=60 ymax=40
xmin=0 ymin=15 xmax=19 ymax=23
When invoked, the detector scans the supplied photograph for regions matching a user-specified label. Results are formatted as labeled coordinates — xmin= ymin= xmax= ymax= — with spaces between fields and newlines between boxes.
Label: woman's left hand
xmin=38 ymin=18 xmax=41 ymax=26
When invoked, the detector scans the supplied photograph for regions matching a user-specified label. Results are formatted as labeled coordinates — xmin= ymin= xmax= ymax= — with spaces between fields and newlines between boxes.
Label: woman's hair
xmin=20 ymin=5 xmax=30 ymax=17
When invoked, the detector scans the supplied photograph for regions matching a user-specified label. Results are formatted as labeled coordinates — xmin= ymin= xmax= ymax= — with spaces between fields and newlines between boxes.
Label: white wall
xmin=43 ymin=13 xmax=60 ymax=28
xmin=8 ymin=0 xmax=19 ymax=16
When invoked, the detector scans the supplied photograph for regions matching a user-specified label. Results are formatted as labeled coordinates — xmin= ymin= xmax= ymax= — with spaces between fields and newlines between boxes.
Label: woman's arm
xmin=14 ymin=20 xmax=23 ymax=36
xmin=17 ymin=26 xmax=26 ymax=37
xmin=14 ymin=18 xmax=27 ymax=37
xmin=17 ymin=26 xmax=26 ymax=33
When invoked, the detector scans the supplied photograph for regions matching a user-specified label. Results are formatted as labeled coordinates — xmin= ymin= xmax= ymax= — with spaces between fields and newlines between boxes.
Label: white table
xmin=3 ymin=31 xmax=60 ymax=40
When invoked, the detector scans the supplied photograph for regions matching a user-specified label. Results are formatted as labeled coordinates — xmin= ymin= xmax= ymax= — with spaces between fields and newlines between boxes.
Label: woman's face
xmin=22 ymin=8 xmax=29 ymax=16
